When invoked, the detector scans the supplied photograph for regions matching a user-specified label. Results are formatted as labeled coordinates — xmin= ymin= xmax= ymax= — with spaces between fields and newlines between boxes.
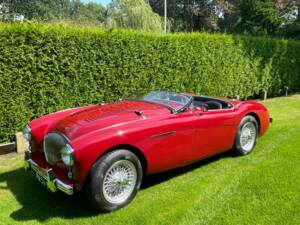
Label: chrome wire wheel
xmin=102 ymin=160 xmax=137 ymax=204
xmin=240 ymin=122 xmax=257 ymax=152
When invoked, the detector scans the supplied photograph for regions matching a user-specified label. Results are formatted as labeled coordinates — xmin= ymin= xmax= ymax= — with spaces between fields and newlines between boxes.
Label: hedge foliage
xmin=0 ymin=23 xmax=300 ymax=143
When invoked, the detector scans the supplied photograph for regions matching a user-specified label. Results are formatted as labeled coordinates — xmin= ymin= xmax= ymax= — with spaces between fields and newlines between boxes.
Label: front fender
xmin=71 ymin=130 xmax=146 ymax=189
xmin=28 ymin=106 xmax=94 ymax=144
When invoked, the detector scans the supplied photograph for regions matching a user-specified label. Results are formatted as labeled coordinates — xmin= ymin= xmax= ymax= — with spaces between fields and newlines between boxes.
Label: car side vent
xmin=44 ymin=133 xmax=68 ymax=165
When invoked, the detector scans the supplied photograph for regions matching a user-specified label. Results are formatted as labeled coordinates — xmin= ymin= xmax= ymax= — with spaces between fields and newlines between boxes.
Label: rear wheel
xmin=85 ymin=149 xmax=143 ymax=212
xmin=234 ymin=115 xmax=258 ymax=155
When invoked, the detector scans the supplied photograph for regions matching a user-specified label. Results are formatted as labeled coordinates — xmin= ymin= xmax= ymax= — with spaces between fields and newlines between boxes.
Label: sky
xmin=81 ymin=0 xmax=111 ymax=6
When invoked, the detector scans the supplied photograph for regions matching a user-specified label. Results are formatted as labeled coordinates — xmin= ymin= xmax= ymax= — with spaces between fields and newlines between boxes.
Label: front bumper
xmin=24 ymin=158 xmax=74 ymax=195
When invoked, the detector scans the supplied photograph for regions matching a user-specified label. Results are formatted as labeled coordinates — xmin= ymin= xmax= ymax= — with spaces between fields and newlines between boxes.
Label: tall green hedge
xmin=0 ymin=23 xmax=299 ymax=143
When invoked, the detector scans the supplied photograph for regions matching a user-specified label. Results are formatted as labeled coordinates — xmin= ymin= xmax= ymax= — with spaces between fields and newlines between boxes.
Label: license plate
xmin=31 ymin=163 xmax=49 ymax=188
xmin=35 ymin=172 xmax=48 ymax=188
xmin=27 ymin=159 xmax=59 ymax=193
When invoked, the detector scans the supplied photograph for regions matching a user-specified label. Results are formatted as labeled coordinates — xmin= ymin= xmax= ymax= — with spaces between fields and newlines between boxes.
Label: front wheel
xmin=85 ymin=149 xmax=143 ymax=212
xmin=234 ymin=115 xmax=258 ymax=155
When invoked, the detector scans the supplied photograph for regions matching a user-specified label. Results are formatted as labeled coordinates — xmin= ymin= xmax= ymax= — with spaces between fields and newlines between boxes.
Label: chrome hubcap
xmin=240 ymin=122 xmax=257 ymax=152
xmin=103 ymin=160 xmax=137 ymax=204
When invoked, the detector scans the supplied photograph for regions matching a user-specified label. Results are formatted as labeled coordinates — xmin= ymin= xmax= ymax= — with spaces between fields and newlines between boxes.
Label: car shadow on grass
xmin=141 ymin=150 xmax=235 ymax=189
xmin=0 ymin=168 xmax=98 ymax=222
xmin=0 ymin=150 xmax=234 ymax=222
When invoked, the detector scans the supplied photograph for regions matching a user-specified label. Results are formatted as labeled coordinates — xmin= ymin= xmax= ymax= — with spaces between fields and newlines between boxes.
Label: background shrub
xmin=0 ymin=23 xmax=299 ymax=143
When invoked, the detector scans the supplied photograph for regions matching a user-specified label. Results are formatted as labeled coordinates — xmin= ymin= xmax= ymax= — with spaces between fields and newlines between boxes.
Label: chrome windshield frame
xmin=124 ymin=91 xmax=193 ymax=114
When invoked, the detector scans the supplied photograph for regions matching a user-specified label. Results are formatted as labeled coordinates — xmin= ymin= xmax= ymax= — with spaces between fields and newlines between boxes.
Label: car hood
xmin=54 ymin=100 xmax=168 ymax=140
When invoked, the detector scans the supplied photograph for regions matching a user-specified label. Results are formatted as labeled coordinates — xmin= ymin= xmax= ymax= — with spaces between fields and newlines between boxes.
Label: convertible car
xmin=23 ymin=91 xmax=271 ymax=212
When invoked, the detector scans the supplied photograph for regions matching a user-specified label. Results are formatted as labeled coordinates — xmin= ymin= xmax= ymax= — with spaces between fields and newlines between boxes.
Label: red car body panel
xmin=28 ymin=96 xmax=270 ymax=191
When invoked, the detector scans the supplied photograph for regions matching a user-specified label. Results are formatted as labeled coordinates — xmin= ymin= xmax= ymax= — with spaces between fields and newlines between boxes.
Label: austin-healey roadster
xmin=23 ymin=91 xmax=271 ymax=212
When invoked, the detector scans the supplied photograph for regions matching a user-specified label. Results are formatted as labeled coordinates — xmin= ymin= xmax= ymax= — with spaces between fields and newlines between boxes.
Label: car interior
xmin=192 ymin=96 xmax=233 ymax=110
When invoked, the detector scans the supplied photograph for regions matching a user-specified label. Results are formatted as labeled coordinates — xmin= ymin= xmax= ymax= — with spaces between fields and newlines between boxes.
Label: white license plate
xmin=35 ymin=172 xmax=48 ymax=188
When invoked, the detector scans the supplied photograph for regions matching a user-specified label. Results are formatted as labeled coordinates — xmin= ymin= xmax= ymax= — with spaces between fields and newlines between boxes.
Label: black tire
xmin=85 ymin=149 xmax=143 ymax=212
xmin=234 ymin=115 xmax=258 ymax=155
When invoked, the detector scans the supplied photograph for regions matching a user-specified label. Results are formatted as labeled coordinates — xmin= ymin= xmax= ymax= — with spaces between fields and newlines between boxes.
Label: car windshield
xmin=140 ymin=91 xmax=193 ymax=113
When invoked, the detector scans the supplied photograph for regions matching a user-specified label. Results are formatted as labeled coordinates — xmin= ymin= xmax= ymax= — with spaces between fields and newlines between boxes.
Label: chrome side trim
xmin=151 ymin=131 xmax=176 ymax=138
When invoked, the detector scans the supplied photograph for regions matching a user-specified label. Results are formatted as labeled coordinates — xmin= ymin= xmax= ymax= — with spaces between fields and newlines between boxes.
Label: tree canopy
xmin=0 ymin=0 xmax=299 ymax=39
xmin=106 ymin=0 xmax=162 ymax=32
xmin=149 ymin=0 xmax=300 ymax=39
xmin=0 ymin=0 xmax=106 ymax=25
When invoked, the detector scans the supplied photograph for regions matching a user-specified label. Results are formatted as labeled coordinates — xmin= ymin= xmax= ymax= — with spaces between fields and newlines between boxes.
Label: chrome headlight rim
xmin=60 ymin=144 xmax=74 ymax=167
xmin=22 ymin=124 xmax=32 ymax=141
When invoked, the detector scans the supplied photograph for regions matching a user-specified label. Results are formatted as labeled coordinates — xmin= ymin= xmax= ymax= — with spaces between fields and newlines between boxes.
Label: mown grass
xmin=0 ymin=95 xmax=299 ymax=225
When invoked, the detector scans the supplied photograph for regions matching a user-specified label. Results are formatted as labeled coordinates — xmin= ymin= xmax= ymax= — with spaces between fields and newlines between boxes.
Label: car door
xmin=143 ymin=112 xmax=198 ymax=173
xmin=191 ymin=107 xmax=238 ymax=160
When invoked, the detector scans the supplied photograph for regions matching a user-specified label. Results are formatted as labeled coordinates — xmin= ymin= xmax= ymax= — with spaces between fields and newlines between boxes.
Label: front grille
xmin=44 ymin=133 xmax=68 ymax=165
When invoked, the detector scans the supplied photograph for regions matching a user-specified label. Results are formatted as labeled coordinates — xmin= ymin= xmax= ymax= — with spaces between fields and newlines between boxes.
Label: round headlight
xmin=60 ymin=144 xmax=74 ymax=166
xmin=22 ymin=125 xmax=32 ymax=141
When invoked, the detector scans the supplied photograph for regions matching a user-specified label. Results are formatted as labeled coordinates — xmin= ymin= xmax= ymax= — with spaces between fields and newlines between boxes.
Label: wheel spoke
xmin=102 ymin=160 xmax=137 ymax=204
xmin=240 ymin=122 xmax=256 ymax=152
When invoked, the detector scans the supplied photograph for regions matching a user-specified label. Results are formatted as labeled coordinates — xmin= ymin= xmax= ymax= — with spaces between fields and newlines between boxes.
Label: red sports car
xmin=23 ymin=91 xmax=271 ymax=212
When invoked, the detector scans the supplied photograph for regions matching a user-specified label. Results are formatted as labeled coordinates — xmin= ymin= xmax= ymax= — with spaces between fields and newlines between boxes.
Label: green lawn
xmin=0 ymin=95 xmax=300 ymax=225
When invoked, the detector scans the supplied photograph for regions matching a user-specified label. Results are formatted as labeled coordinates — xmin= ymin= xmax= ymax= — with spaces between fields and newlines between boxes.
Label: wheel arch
xmin=96 ymin=144 xmax=148 ymax=175
xmin=246 ymin=112 xmax=261 ymax=134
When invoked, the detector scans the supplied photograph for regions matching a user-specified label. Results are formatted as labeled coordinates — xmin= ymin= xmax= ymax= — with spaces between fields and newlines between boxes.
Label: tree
xmin=149 ymin=0 xmax=222 ymax=32
xmin=149 ymin=0 xmax=183 ymax=32
xmin=106 ymin=0 xmax=162 ymax=32
xmin=69 ymin=1 xmax=105 ymax=25
xmin=234 ymin=0 xmax=283 ymax=36
xmin=0 ymin=0 xmax=67 ymax=20
xmin=0 ymin=0 xmax=105 ymax=25
xmin=148 ymin=0 xmax=299 ymax=39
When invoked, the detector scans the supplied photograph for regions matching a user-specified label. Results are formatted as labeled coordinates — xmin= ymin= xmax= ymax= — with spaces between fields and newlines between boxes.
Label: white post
xmin=164 ymin=0 xmax=167 ymax=33
xmin=16 ymin=132 xmax=29 ymax=153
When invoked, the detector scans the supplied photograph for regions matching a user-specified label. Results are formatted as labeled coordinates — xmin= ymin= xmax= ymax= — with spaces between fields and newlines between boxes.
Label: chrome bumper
xmin=24 ymin=158 xmax=74 ymax=195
